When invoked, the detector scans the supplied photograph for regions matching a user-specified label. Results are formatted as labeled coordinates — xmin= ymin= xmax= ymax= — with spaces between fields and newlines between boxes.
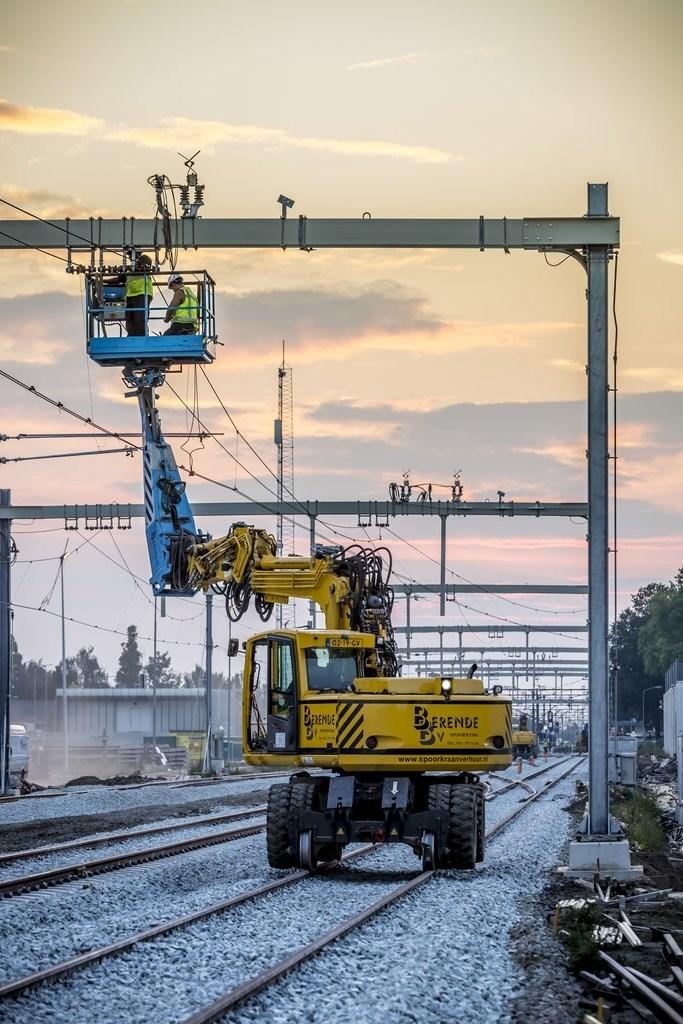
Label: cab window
xmin=270 ymin=640 xmax=296 ymax=718
xmin=305 ymin=648 xmax=358 ymax=691
xmin=248 ymin=640 xmax=269 ymax=748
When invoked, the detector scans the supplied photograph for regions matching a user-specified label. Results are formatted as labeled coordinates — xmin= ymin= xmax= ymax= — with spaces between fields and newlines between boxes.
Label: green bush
xmin=612 ymin=787 xmax=666 ymax=852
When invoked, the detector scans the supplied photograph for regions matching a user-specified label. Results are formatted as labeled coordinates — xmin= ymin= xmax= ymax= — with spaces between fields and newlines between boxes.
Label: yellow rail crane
xmin=187 ymin=523 xmax=512 ymax=870
xmin=511 ymin=713 xmax=539 ymax=760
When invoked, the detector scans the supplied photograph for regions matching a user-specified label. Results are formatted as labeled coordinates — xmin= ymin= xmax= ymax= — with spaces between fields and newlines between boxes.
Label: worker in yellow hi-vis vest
xmin=164 ymin=274 xmax=199 ymax=335
xmin=104 ymin=254 xmax=153 ymax=335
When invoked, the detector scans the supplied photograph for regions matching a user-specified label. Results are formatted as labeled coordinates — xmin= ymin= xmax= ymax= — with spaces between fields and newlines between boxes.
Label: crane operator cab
xmin=85 ymin=258 xmax=217 ymax=369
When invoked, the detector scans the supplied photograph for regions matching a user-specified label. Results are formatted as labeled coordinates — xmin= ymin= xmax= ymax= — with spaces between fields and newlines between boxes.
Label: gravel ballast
xmin=1 ymin=758 xmax=585 ymax=1024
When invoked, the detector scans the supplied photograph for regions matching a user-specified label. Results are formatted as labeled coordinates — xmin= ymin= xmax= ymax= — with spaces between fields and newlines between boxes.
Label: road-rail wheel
xmin=291 ymin=780 xmax=319 ymax=871
xmin=421 ymin=830 xmax=436 ymax=871
xmin=266 ymin=783 xmax=295 ymax=868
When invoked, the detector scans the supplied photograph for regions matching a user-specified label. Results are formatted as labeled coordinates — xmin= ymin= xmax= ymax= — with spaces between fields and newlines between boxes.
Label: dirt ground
xmin=0 ymin=788 xmax=266 ymax=854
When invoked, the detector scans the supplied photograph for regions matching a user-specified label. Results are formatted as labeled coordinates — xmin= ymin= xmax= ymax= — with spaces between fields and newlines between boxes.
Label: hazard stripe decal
xmin=337 ymin=702 xmax=365 ymax=750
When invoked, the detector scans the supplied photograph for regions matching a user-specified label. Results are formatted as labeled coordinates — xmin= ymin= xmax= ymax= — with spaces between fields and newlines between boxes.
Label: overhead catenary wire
xmin=383 ymin=526 xmax=585 ymax=641
xmin=5 ymin=600 xmax=214 ymax=650
xmin=1 ymin=446 xmax=136 ymax=464
xmin=0 ymin=194 xmax=132 ymax=264
xmin=0 ymin=368 xmax=143 ymax=451
xmin=0 ymin=226 xmax=71 ymax=263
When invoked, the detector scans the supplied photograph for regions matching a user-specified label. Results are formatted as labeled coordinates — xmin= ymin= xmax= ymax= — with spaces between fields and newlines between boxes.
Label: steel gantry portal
xmin=0 ymin=185 xmax=616 ymax=840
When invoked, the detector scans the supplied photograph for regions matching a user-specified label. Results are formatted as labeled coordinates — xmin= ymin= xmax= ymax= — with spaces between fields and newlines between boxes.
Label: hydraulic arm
xmin=186 ymin=523 xmax=400 ymax=676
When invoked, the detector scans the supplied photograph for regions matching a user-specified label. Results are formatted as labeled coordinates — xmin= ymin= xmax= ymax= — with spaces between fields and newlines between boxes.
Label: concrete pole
xmin=458 ymin=630 xmax=463 ymax=677
xmin=204 ymin=592 xmax=213 ymax=772
xmin=309 ymin=514 xmax=317 ymax=629
xmin=439 ymin=515 xmax=447 ymax=617
xmin=587 ymin=182 xmax=610 ymax=836
xmin=0 ymin=490 xmax=11 ymax=794
xmin=226 ymin=618 xmax=232 ymax=770
xmin=152 ymin=597 xmax=157 ymax=747
xmin=406 ymin=588 xmax=411 ymax=661
xmin=60 ymin=553 xmax=69 ymax=779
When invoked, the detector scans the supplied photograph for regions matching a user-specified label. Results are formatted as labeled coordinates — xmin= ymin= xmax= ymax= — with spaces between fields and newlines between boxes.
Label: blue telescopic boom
xmin=136 ymin=384 xmax=204 ymax=596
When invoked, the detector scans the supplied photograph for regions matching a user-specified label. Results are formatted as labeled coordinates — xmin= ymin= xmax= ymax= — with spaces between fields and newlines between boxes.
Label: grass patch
xmin=556 ymin=903 xmax=603 ymax=969
xmin=612 ymin=786 xmax=667 ymax=852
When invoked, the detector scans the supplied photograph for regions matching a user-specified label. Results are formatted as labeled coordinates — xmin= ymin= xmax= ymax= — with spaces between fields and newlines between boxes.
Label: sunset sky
xmin=1 ymin=0 xmax=681 ymax=685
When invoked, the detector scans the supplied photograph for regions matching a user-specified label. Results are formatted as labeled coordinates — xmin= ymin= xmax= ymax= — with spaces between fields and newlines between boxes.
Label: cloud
xmin=217 ymin=281 xmax=578 ymax=366
xmin=549 ymin=357 xmax=584 ymax=373
xmin=220 ymin=280 xmax=446 ymax=356
xmin=621 ymin=366 xmax=683 ymax=389
xmin=108 ymin=116 xmax=452 ymax=165
xmin=0 ymin=98 xmax=102 ymax=136
xmin=0 ymin=334 xmax=68 ymax=365
xmin=462 ymin=46 xmax=503 ymax=56
xmin=0 ymin=183 xmax=108 ymax=220
xmin=0 ymin=97 xmax=452 ymax=163
xmin=657 ymin=250 xmax=683 ymax=267
xmin=347 ymin=52 xmax=425 ymax=71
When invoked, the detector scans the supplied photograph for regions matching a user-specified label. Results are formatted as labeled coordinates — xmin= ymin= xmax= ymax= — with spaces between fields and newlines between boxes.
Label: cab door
xmin=266 ymin=637 xmax=298 ymax=753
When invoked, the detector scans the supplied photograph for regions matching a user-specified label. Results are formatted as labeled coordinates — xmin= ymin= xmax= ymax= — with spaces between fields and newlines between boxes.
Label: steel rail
xmin=0 ymin=757 xmax=582 ymax=1008
xmin=485 ymin=757 xmax=585 ymax=838
xmin=0 ymin=769 xmax=306 ymax=804
xmin=0 ymin=760 xmax=573 ymax=882
xmin=484 ymin=755 xmax=575 ymax=800
xmin=0 ymin=819 xmax=266 ymax=898
xmin=0 ymin=806 xmax=266 ymax=866
xmin=0 ymin=844 xmax=376 ymax=1001
xmin=0 ymin=761 xmax=564 ymax=866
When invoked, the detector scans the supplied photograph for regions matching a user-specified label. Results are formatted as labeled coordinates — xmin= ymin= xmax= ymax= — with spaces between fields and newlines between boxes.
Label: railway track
xmin=0 ymin=806 xmax=267 ymax=867
xmin=0 ymin=813 xmax=266 ymax=898
xmin=0 ymin=756 xmax=584 ymax=1014
xmin=0 ymin=757 xmax=572 ymax=888
xmin=0 ymin=768 xmax=306 ymax=805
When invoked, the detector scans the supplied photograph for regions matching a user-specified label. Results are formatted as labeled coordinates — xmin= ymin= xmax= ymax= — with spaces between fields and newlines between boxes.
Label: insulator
xmin=193 ymin=184 xmax=205 ymax=207
xmin=179 ymin=185 xmax=190 ymax=211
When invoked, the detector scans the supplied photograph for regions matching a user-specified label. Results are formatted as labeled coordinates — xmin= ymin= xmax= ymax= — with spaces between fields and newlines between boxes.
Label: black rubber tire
xmin=266 ymin=783 xmax=295 ymax=868
xmin=475 ymin=786 xmax=485 ymax=863
xmin=448 ymin=785 xmax=478 ymax=869
xmin=429 ymin=783 xmax=478 ymax=869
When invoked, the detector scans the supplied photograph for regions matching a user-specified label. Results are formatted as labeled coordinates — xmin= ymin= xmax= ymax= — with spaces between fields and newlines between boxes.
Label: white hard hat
xmin=167 ymin=273 xmax=183 ymax=286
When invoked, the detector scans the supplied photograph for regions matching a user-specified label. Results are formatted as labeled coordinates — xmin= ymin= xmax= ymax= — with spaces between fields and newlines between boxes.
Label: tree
xmin=74 ymin=646 xmax=109 ymax=688
xmin=116 ymin=626 xmax=143 ymax=687
xmin=639 ymin=584 xmax=683 ymax=677
xmin=144 ymin=650 xmax=175 ymax=688
xmin=54 ymin=657 xmax=79 ymax=689
xmin=183 ymin=663 xmax=204 ymax=689
xmin=610 ymin=582 xmax=666 ymax=720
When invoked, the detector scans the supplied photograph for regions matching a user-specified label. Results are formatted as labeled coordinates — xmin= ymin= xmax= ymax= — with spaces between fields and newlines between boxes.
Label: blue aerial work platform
xmin=84 ymin=265 xmax=218 ymax=595
xmin=85 ymin=269 xmax=217 ymax=368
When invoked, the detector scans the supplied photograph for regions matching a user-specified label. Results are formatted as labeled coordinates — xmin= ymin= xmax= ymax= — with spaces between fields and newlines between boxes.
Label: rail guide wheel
xmin=421 ymin=831 xmax=436 ymax=871
xmin=298 ymin=830 xmax=317 ymax=871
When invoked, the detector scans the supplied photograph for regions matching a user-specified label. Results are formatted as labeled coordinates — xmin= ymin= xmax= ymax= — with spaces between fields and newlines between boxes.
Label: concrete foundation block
xmin=559 ymin=838 xmax=644 ymax=881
